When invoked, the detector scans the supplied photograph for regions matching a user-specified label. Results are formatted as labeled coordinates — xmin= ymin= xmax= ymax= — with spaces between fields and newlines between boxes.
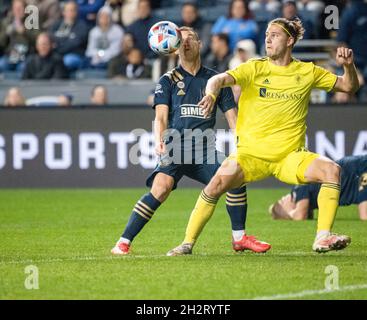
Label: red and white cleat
xmin=232 ymin=235 xmax=271 ymax=253
xmin=312 ymin=233 xmax=351 ymax=253
xmin=111 ymin=241 xmax=130 ymax=255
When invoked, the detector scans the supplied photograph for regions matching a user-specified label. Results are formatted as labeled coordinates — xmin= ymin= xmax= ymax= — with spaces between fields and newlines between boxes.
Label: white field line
xmin=0 ymin=255 xmax=167 ymax=265
xmin=252 ymin=284 xmax=367 ymax=300
xmin=0 ymin=250 xmax=362 ymax=266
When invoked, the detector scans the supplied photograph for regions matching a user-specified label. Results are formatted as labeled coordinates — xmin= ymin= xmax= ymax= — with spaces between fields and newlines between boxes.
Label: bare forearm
xmin=358 ymin=202 xmax=367 ymax=221
xmin=154 ymin=117 xmax=167 ymax=145
xmin=343 ymin=64 xmax=360 ymax=93
xmin=206 ymin=73 xmax=235 ymax=97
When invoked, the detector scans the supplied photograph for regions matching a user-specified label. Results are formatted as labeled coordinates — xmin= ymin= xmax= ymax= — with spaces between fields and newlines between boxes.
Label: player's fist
xmin=335 ymin=47 xmax=354 ymax=66
xmin=198 ymin=94 xmax=215 ymax=118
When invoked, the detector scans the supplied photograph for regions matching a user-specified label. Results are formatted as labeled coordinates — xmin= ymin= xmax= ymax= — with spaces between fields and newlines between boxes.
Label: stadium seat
xmin=1 ymin=71 xmax=21 ymax=80
xmin=75 ymin=69 xmax=107 ymax=80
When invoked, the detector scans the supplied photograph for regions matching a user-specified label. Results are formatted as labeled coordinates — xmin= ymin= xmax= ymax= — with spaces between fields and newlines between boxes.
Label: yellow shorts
xmin=228 ymin=148 xmax=320 ymax=185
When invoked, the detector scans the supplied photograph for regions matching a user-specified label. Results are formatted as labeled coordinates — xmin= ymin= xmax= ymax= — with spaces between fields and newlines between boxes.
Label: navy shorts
xmin=146 ymin=151 xmax=226 ymax=190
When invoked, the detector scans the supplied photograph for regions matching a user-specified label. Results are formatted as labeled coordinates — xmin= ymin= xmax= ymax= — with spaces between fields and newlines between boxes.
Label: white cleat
xmin=312 ymin=233 xmax=351 ymax=253
xmin=166 ymin=243 xmax=193 ymax=256
xmin=111 ymin=241 xmax=130 ymax=255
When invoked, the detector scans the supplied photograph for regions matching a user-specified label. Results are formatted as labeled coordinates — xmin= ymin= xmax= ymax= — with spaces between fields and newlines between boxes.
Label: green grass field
xmin=0 ymin=188 xmax=366 ymax=300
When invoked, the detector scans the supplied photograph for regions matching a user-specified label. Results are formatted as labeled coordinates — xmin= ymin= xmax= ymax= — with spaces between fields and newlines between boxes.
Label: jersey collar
xmin=178 ymin=64 xmax=204 ymax=77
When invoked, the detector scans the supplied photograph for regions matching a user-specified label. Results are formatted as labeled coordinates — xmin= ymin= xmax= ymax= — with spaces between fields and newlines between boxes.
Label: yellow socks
xmin=317 ymin=182 xmax=340 ymax=234
xmin=183 ymin=190 xmax=218 ymax=244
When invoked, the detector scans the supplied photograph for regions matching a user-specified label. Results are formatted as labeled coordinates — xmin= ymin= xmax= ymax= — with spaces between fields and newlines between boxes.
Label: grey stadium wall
xmin=0 ymin=104 xmax=366 ymax=188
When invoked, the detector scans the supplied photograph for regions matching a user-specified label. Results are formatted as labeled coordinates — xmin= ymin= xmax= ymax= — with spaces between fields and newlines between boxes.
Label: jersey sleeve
xmin=226 ymin=60 xmax=253 ymax=88
xmin=153 ymin=75 xmax=172 ymax=109
xmin=312 ymin=64 xmax=338 ymax=92
xmin=292 ymin=185 xmax=311 ymax=203
xmin=217 ymin=87 xmax=236 ymax=113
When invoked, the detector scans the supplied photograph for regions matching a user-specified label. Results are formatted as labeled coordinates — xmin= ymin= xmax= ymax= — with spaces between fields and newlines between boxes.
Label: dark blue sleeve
xmin=293 ymin=185 xmax=311 ymax=202
xmin=153 ymin=75 xmax=171 ymax=109
xmin=217 ymin=87 xmax=236 ymax=113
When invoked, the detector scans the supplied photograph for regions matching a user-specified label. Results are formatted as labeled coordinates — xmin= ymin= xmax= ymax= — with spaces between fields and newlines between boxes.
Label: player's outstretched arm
xmin=291 ymin=199 xmax=311 ymax=220
xmin=333 ymin=47 xmax=360 ymax=94
xmin=358 ymin=201 xmax=367 ymax=221
xmin=199 ymin=73 xmax=236 ymax=118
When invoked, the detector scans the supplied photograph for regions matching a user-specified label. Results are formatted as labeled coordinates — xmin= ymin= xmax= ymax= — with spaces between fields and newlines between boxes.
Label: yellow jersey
xmin=227 ymin=57 xmax=338 ymax=161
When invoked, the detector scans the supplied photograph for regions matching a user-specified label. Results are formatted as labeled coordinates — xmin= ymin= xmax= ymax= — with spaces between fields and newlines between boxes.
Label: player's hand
xmin=278 ymin=194 xmax=296 ymax=212
xmin=198 ymin=94 xmax=215 ymax=118
xmin=335 ymin=47 xmax=354 ymax=66
xmin=155 ymin=141 xmax=166 ymax=156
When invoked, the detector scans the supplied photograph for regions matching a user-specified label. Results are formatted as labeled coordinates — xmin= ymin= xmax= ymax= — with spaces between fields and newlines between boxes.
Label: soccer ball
xmin=148 ymin=21 xmax=181 ymax=55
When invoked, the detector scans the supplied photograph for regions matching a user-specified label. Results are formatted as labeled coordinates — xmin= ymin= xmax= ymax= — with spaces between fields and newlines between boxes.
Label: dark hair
xmin=228 ymin=0 xmax=252 ymax=19
xmin=213 ymin=33 xmax=229 ymax=46
xmin=268 ymin=17 xmax=305 ymax=44
xmin=182 ymin=1 xmax=198 ymax=10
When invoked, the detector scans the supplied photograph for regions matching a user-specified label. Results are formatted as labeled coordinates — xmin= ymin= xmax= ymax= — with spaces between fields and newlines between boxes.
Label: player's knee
xmin=152 ymin=185 xmax=171 ymax=202
xmin=151 ymin=180 xmax=173 ymax=202
xmin=206 ymin=175 xmax=228 ymax=198
xmin=324 ymin=162 xmax=341 ymax=183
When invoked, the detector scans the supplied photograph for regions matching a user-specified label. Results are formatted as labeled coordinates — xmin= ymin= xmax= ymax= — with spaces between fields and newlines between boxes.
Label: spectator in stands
xmin=337 ymin=0 xmax=367 ymax=75
xmin=3 ymin=87 xmax=26 ymax=106
xmin=211 ymin=0 xmax=258 ymax=52
xmin=90 ymin=85 xmax=108 ymax=105
xmin=107 ymin=0 xmax=124 ymax=26
xmin=107 ymin=33 xmax=134 ymax=77
xmin=86 ymin=5 xmax=124 ymax=69
xmin=58 ymin=93 xmax=73 ymax=106
xmin=121 ymin=0 xmax=139 ymax=27
xmin=126 ymin=0 xmax=158 ymax=59
xmin=50 ymin=1 xmax=89 ymax=71
xmin=204 ymin=33 xmax=232 ymax=73
xmin=180 ymin=2 xmax=212 ymax=58
xmin=0 ymin=0 xmax=12 ymax=19
xmin=109 ymin=47 xmax=150 ymax=79
xmin=0 ymin=0 xmax=39 ymax=73
xmin=281 ymin=0 xmax=314 ymax=39
xmin=22 ymin=32 xmax=69 ymax=79
xmin=26 ymin=0 xmax=61 ymax=30
xmin=76 ymin=0 xmax=105 ymax=28
xmin=229 ymin=39 xmax=259 ymax=69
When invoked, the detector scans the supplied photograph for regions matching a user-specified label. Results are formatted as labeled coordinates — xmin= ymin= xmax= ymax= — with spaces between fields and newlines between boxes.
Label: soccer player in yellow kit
xmin=167 ymin=17 xmax=360 ymax=256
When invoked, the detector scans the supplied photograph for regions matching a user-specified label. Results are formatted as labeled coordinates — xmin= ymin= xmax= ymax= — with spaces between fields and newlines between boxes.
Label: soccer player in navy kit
xmin=111 ymin=27 xmax=271 ymax=255
xmin=270 ymin=155 xmax=367 ymax=221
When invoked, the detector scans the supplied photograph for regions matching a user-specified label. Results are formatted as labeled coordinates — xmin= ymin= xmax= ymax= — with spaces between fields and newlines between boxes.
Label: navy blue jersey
xmin=153 ymin=65 xmax=235 ymax=159
xmin=292 ymin=155 xmax=367 ymax=213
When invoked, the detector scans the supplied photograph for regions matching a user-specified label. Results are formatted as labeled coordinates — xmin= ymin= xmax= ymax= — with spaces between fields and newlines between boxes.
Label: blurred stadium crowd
xmin=1 ymin=0 xmax=367 ymax=106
